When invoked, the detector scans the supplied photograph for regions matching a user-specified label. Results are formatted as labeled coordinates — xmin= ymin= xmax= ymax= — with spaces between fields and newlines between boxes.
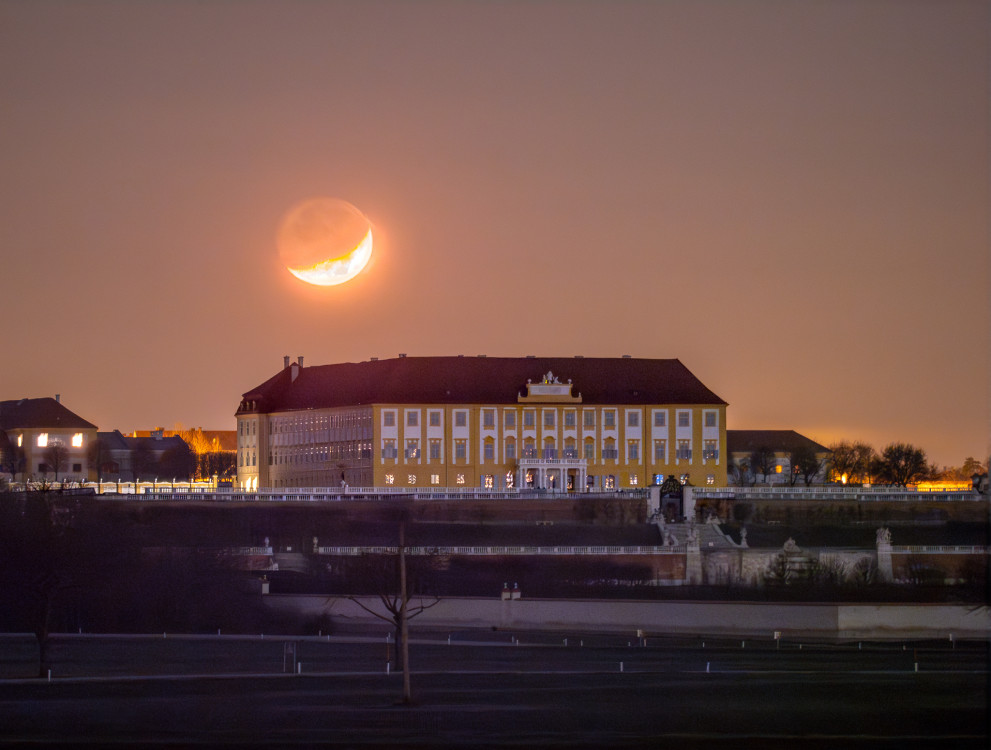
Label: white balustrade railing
xmin=314 ymin=545 xmax=682 ymax=556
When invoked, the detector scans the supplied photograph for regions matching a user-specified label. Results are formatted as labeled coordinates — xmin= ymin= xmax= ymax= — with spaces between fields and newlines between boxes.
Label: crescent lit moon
xmin=287 ymin=229 xmax=373 ymax=286
xmin=278 ymin=198 xmax=374 ymax=287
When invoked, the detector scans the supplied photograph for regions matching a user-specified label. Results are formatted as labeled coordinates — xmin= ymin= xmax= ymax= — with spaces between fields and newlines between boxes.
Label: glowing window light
xmin=37 ymin=433 xmax=48 ymax=447
xmin=72 ymin=433 xmax=83 ymax=448
xmin=385 ymin=474 xmax=394 ymax=485
xmin=17 ymin=434 xmax=22 ymax=447
xmin=456 ymin=474 xmax=465 ymax=485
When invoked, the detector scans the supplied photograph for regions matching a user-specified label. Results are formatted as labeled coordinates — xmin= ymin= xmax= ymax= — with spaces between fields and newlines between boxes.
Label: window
xmin=563 ymin=440 xmax=577 ymax=458
xmin=604 ymin=475 xmax=615 ymax=490
xmin=456 ymin=474 xmax=465 ymax=485
xmin=704 ymin=411 xmax=717 ymax=428
xmin=628 ymin=440 xmax=640 ymax=460
xmin=676 ymin=440 xmax=691 ymax=460
xmin=680 ymin=474 xmax=689 ymax=484
xmin=405 ymin=440 xmax=420 ymax=459
xmin=505 ymin=471 xmax=515 ymax=488
xmin=522 ymin=441 xmax=537 ymax=459
xmin=407 ymin=474 xmax=417 ymax=485
xmin=407 ymin=411 xmax=418 ymax=427
xmin=654 ymin=440 xmax=667 ymax=461
xmin=564 ymin=411 xmax=576 ymax=428
xmin=16 ymin=434 xmax=22 ymax=447
xmin=706 ymin=474 xmax=716 ymax=485
xmin=543 ymin=411 xmax=555 ymax=428
xmin=429 ymin=411 xmax=441 ymax=427
xmin=455 ymin=440 xmax=466 ymax=460
xmin=385 ymin=474 xmax=394 ymax=485
xmin=703 ymin=440 xmax=718 ymax=461
xmin=654 ymin=411 xmax=666 ymax=427
xmin=627 ymin=411 xmax=639 ymax=427
xmin=37 ymin=433 xmax=48 ymax=448
xmin=583 ymin=411 xmax=595 ymax=428
xmin=604 ymin=411 xmax=616 ymax=428
xmin=483 ymin=442 xmax=495 ymax=461
xmin=602 ymin=440 xmax=619 ymax=459
xmin=629 ymin=474 xmax=638 ymax=486
xmin=430 ymin=474 xmax=440 ymax=485
xmin=71 ymin=433 xmax=83 ymax=448
xmin=483 ymin=474 xmax=494 ymax=489
xmin=583 ymin=442 xmax=595 ymax=460
xmin=504 ymin=411 xmax=516 ymax=429
xmin=678 ymin=411 xmax=690 ymax=428
xmin=505 ymin=441 xmax=516 ymax=460
xmin=523 ymin=411 xmax=535 ymax=428
xmin=429 ymin=441 xmax=441 ymax=460
xmin=383 ymin=411 xmax=395 ymax=427
xmin=383 ymin=440 xmax=398 ymax=459
xmin=482 ymin=410 xmax=495 ymax=428
xmin=455 ymin=411 xmax=467 ymax=427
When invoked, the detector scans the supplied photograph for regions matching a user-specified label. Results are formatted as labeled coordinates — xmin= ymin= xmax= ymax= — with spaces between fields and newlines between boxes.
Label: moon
xmin=277 ymin=198 xmax=373 ymax=286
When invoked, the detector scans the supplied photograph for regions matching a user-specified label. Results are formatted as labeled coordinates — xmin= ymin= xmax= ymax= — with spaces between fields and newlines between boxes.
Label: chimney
xmin=297 ymin=356 xmax=304 ymax=367
xmin=290 ymin=361 xmax=300 ymax=382
xmin=283 ymin=355 xmax=291 ymax=369
xmin=399 ymin=353 xmax=407 ymax=358
xmin=55 ymin=394 xmax=60 ymax=403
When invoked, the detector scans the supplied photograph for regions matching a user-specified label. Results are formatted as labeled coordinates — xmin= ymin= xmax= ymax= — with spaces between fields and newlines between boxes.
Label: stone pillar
xmin=683 ymin=486 xmax=696 ymax=520
xmin=685 ymin=525 xmax=703 ymax=585
xmin=876 ymin=527 xmax=894 ymax=583
xmin=647 ymin=485 xmax=661 ymax=517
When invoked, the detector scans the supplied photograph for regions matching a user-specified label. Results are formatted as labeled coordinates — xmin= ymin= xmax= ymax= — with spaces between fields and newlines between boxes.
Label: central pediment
xmin=518 ymin=371 xmax=582 ymax=403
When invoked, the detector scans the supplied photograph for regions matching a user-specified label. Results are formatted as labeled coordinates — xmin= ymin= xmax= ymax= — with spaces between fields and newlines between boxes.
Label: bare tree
xmin=42 ymin=440 xmax=68 ymax=483
xmin=347 ymin=515 xmax=439 ymax=704
xmin=749 ymin=447 xmax=778 ymax=484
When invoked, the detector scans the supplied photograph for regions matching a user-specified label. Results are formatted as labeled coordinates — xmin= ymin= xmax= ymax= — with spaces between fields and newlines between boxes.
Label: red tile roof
xmin=0 ymin=397 xmax=97 ymax=430
xmin=240 ymin=356 xmax=726 ymax=414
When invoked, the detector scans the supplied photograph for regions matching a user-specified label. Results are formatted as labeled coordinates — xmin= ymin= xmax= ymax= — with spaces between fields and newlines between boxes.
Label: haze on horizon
xmin=0 ymin=0 xmax=987 ymax=469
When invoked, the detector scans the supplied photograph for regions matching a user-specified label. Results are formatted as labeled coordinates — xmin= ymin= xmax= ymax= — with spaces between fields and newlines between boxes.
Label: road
xmin=0 ymin=630 xmax=986 ymax=748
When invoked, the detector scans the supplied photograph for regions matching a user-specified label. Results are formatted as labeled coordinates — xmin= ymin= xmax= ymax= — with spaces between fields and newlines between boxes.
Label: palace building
xmin=235 ymin=355 xmax=728 ymax=491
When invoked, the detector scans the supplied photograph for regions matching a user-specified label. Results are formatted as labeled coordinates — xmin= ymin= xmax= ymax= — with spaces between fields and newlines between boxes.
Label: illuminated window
xmin=627 ymin=411 xmax=639 ymax=427
xmin=679 ymin=474 xmax=689 ymax=484
xmin=505 ymin=471 xmax=515 ymax=488
xmin=407 ymin=474 xmax=416 ymax=485
xmin=71 ymin=433 xmax=83 ymax=448
xmin=653 ymin=474 xmax=664 ymax=484
xmin=604 ymin=475 xmax=615 ymax=490
xmin=429 ymin=411 xmax=441 ymax=427
xmin=383 ymin=411 xmax=395 ymax=427
xmin=455 ymin=474 xmax=465 ymax=485
xmin=629 ymin=474 xmax=639 ymax=486
xmin=775 ymin=465 xmax=783 ymax=474
xmin=407 ymin=411 xmax=418 ymax=427
xmin=703 ymin=440 xmax=718 ymax=461
xmin=430 ymin=474 xmax=440 ymax=485
xmin=405 ymin=440 xmax=420 ymax=459
xmin=37 ymin=433 xmax=48 ymax=448
xmin=385 ymin=474 xmax=394 ymax=485
xmin=454 ymin=411 xmax=467 ymax=427
xmin=17 ymin=434 xmax=23 ymax=447
xmin=483 ymin=474 xmax=494 ymax=489
xmin=504 ymin=411 xmax=516 ymax=429
xmin=706 ymin=474 xmax=716 ymax=485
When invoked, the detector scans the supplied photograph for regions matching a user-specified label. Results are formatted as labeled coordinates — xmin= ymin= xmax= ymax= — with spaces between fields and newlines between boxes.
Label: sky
xmin=1 ymin=0 xmax=987 ymax=468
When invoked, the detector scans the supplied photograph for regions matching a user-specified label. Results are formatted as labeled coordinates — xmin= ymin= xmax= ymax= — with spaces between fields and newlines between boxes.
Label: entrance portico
xmin=518 ymin=457 xmax=588 ymax=492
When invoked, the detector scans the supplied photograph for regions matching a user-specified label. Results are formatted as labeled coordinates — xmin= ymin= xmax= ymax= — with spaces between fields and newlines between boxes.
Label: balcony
xmin=676 ymin=450 xmax=692 ymax=460
xmin=702 ymin=450 xmax=719 ymax=460
xmin=602 ymin=449 xmax=619 ymax=460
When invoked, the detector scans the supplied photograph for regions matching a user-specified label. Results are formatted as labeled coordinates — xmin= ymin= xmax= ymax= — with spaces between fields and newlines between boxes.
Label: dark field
xmin=0 ymin=630 xmax=986 ymax=748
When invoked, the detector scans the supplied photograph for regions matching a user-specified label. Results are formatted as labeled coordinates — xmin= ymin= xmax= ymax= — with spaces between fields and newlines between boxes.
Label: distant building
xmin=0 ymin=396 xmax=98 ymax=482
xmin=236 ymin=355 xmax=728 ymax=491
xmin=726 ymin=429 xmax=831 ymax=485
xmin=94 ymin=429 xmax=192 ymax=482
